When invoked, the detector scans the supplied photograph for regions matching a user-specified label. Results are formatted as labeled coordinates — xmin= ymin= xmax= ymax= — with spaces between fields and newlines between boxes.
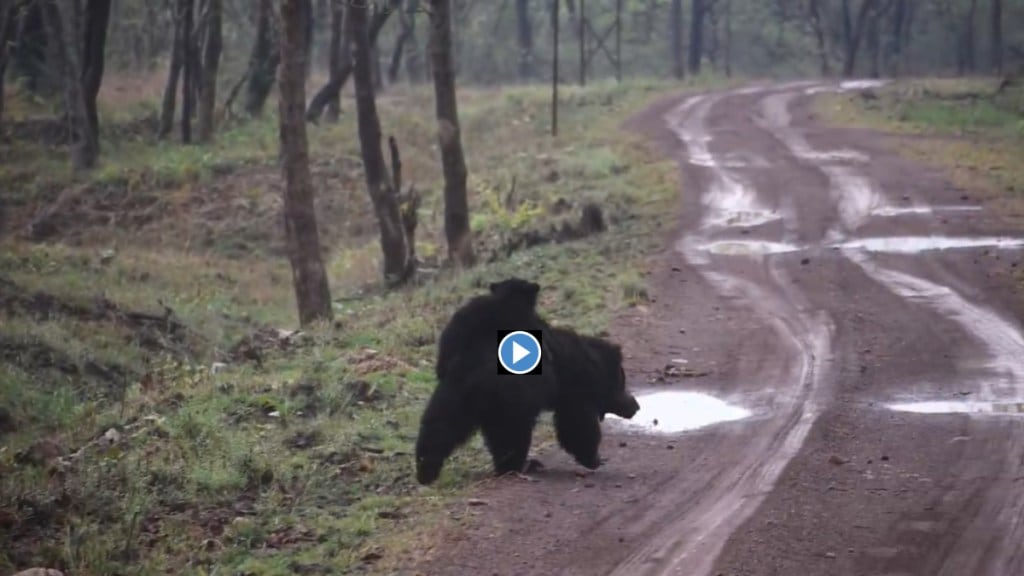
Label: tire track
xmin=605 ymin=84 xmax=835 ymax=576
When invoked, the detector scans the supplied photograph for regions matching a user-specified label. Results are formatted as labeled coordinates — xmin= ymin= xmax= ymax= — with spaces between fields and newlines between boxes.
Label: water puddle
xmin=608 ymin=391 xmax=752 ymax=434
xmin=835 ymin=236 xmax=1024 ymax=254
xmin=887 ymin=400 xmax=1024 ymax=415
xmin=700 ymin=240 xmax=803 ymax=256
xmin=871 ymin=205 xmax=983 ymax=217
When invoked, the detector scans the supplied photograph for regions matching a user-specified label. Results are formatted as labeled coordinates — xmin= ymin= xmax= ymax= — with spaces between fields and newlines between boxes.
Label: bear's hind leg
xmin=480 ymin=407 xmax=538 ymax=477
xmin=415 ymin=383 xmax=480 ymax=485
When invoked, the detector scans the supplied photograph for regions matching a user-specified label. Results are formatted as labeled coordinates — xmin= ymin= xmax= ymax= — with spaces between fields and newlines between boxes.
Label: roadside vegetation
xmin=815 ymin=77 xmax=1024 ymax=219
xmin=0 ymin=74 xmax=719 ymax=575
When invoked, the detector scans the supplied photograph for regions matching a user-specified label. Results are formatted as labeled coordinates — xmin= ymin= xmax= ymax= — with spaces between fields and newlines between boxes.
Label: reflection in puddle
xmin=608 ymin=391 xmax=751 ymax=434
xmin=701 ymin=240 xmax=803 ymax=256
xmin=837 ymin=236 xmax=1024 ymax=254
xmin=888 ymin=400 xmax=1024 ymax=415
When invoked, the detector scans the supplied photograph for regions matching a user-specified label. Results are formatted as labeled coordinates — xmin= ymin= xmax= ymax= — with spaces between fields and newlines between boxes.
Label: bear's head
xmin=585 ymin=337 xmax=639 ymax=421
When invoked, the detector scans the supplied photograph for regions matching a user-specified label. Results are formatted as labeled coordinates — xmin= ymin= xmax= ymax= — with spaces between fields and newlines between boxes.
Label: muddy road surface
xmin=413 ymin=81 xmax=1024 ymax=576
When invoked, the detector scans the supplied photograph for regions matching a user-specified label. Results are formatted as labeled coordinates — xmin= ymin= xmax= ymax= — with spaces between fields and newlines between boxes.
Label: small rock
xmin=828 ymin=454 xmax=848 ymax=466
xmin=619 ymin=441 xmax=628 ymax=447
xmin=584 ymin=482 xmax=595 ymax=488
xmin=666 ymin=444 xmax=675 ymax=450
xmin=679 ymin=328 xmax=686 ymax=334
xmin=881 ymin=455 xmax=890 ymax=461
xmin=948 ymin=436 xmax=971 ymax=444
xmin=211 ymin=362 xmax=229 ymax=374
xmin=653 ymin=418 xmax=659 ymax=426
xmin=467 ymin=498 xmax=489 ymax=507
xmin=801 ymin=258 xmax=811 ymax=266
xmin=628 ymin=474 xmax=637 ymax=479
xmin=824 ymin=552 xmax=837 ymax=559
xmin=671 ymin=266 xmax=682 ymax=272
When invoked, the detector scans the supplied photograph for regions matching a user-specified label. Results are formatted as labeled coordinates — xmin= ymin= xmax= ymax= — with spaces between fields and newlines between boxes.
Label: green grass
xmin=0 ymin=74 xmax=730 ymax=575
xmin=815 ymin=77 xmax=1024 ymax=217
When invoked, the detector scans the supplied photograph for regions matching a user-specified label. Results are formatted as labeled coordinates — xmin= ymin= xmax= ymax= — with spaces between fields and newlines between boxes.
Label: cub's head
xmin=488 ymin=277 xmax=541 ymax=310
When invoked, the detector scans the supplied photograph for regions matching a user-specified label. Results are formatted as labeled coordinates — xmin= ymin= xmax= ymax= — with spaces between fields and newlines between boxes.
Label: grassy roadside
xmin=813 ymin=77 xmax=1024 ymax=222
xmin=0 ymin=74 xmax=728 ymax=575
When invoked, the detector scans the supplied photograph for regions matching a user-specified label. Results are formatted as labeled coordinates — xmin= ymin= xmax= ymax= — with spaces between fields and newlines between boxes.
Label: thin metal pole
xmin=615 ymin=0 xmax=622 ymax=82
xmin=578 ymin=0 xmax=585 ymax=86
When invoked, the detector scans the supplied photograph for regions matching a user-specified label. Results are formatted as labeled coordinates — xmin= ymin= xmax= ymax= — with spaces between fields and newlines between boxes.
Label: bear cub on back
xmin=415 ymin=277 xmax=639 ymax=485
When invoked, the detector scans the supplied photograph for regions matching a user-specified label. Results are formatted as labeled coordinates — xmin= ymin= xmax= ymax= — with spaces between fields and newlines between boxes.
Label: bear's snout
xmin=611 ymin=393 xmax=640 ymax=419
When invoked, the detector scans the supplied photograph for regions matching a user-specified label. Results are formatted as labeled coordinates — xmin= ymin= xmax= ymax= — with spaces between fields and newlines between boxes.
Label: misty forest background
xmin=1 ymin=0 xmax=1023 ymax=575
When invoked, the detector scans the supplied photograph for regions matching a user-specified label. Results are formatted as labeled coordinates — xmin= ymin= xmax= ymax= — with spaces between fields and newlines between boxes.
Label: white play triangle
xmin=511 ymin=341 xmax=530 ymax=364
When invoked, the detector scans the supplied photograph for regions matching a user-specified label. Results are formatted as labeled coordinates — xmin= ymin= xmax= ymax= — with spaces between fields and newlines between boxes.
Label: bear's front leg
xmin=554 ymin=402 xmax=602 ymax=470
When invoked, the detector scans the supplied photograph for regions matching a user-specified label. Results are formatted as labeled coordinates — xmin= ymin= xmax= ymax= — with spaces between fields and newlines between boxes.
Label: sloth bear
xmin=415 ymin=278 xmax=640 ymax=485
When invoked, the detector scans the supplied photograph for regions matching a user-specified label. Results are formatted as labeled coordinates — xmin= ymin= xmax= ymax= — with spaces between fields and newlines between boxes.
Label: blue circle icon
xmin=498 ymin=331 xmax=542 ymax=375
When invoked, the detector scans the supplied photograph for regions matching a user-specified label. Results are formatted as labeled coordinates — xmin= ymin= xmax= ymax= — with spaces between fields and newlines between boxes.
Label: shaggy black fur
xmin=415 ymin=278 xmax=639 ymax=485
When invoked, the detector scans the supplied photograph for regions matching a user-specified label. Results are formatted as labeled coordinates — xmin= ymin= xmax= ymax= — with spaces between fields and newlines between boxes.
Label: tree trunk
xmin=866 ymin=6 xmax=880 ymax=78
xmin=244 ymin=0 xmax=279 ymax=117
xmin=303 ymin=0 xmax=314 ymax=80
xmin=688 ymin=0 xmax=703 ymax=74
xmin=405 ymin=0 xmax=424 ymax=83
xmin=388 ymin=4 xmax=413 ymax=83
xmin=0 ymin=0 xmax=18 ymax=127
xmin=80 ymin=0 xmax=110 ymax=146
xmin=351 ymin=0 xmax=412 ymax=286
xmin=197 ymin=0 xmax=222 ymax=142
xmin=180 ymin=0 xmax=194 ymax=142
xmin=323 ymin=0 xmax=346 ymax=121
xmin=429 ymin=0 xmax=475 ymax=268
xmin=841 ymin=0 xmax=876 ymax=77
xmin=305 ymin=0 xmax=400 ymax=123
xmin=962 ymin=0 xmax=977 ymax=74
xmin=278 ymin=0 xmax=333 ymax=326
xmin=991 ymin=0 xmax=1002 ymax=74
xmin=40 ymin=0 xmax=96 ymax=170
xmin=723 ymin=0 xmax=731 ymax=77
xmin=885 ymin=0 xmax=905 ymax=76
xmin=670 ymin=0 xmax=684 ymax=79
xmin=12 ymin=0 xmax=50 ymax=95
xmin=808 ymin=0 xmax=830 ymax=76
xmin=158 ymin=3 xmax=183 ymax=139
xmin=515 ymin=0 xmax=533 ymax=81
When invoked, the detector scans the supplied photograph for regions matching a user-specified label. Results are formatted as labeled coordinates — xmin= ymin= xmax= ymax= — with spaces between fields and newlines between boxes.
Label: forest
xmin=0 ymin=0 xmax=1022 ymax=574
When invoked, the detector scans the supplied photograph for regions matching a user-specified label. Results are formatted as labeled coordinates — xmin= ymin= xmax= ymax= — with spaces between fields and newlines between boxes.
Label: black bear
xmin=415 ymin=278 xmax=640 ymax=485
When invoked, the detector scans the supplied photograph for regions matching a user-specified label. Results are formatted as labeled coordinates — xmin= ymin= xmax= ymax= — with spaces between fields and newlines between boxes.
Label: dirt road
xmin=413 ymin=82 xmax=1024 ymax=576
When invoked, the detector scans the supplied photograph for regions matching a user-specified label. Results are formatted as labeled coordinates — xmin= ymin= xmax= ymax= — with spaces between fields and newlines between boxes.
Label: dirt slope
xmin=410 ymin=81 xmax=1024 ymax=576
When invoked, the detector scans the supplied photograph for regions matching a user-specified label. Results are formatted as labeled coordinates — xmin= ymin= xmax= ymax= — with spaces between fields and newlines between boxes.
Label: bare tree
xmin=0 ymin=0 xmax=18 ymax=127
xmin=245 ymin=0 xmax=279 ymax=117
xmin=159 ymin=1 xmax=184 ymax=139
xmin=515 ymin=0 xmax=533 ymax=80
xmin=991 ymin=0 xmax=1002 ymax=74
xmin=688 ymin=0 xmax=704 ymax=74
xmin=40 ymin=0 xmax=96 ymax=170
xmin=671 ymin=0 xmax=684 ymax=79
xmin=197 ymin=0 xmax=223 ymax=142
xmin=959 ymin=0 xmax=978 ymax=74
xmin=180 ymin=0 xmax=194 ymax=142
xmin=305 ymin=0 xmax=401 ymax=123
xmin=81 ymin=0 xmax=111 ymax=145
xmin=351 ymin=0 xmax=412 ymax=286
xmin=840 ymin=0 xmax=878 ymax=77
xmin=429 ymin=0 xmax=475 ymax=267
xmin=278 ymin=0 xmax=333 ymax=326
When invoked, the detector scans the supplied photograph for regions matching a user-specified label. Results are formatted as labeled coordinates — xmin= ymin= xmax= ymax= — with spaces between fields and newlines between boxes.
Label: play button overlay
xmin=497 ymin=330 xmax=543 ymax=375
